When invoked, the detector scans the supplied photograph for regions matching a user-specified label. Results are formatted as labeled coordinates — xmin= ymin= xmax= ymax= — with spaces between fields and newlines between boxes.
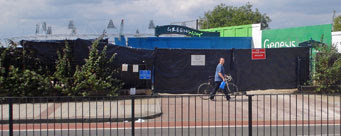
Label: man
xmin=210 ymin=58 xmax=231 ymax=101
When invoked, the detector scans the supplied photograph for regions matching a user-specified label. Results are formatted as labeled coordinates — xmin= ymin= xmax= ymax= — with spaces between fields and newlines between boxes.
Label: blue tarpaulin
xmin=128 ymin=37 xmax=252 ymax=50
xmin=114 ymin=35 xmax=126 ymax=46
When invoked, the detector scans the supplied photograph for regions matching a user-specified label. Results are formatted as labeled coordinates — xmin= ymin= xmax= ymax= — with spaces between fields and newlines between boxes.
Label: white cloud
xmin=0 ymin=0 xmax=52 ymax=37
xmin=0 ymin=0 xmax=340 ymax=39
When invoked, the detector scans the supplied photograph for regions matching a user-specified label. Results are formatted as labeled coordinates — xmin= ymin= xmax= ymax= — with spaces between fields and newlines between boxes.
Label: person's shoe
xmin=226 ymin=95 xmax=231 ymax=101
xmin=209 ymin=97 xmax=215 ymax=101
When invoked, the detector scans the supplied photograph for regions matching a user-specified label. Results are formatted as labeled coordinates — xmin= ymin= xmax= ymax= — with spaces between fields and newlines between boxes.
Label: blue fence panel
xmin=128 ymin=37 xmax=252 ymax=49
xmin=114 ymin=36 xmax=127 ymax=46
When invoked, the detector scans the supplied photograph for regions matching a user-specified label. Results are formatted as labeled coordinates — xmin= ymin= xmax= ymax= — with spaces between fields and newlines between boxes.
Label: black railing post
xmin=248 ymin=95 xmax=253 ymax=136
xmin=8 ymin=98 xmax=13 ymax=136
xmin=131 ymin=95 xmax=135 ymax=136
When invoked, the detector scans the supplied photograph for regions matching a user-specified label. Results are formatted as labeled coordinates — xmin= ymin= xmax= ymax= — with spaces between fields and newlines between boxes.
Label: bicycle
xmin=197 ymin=74 xmax=239 ymax=100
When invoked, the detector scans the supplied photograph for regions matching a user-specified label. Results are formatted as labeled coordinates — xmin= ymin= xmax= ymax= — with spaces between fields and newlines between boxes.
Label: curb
xmin=0 ymin=112 xmax=163 ymax=124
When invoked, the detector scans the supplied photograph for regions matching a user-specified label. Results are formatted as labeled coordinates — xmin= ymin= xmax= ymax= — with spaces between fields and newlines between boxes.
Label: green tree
xmin=314 ymin=45 xmax=341 ymax=93
xmin=4 ymin=66 xmax=54 ymax=96
xmin=199 ymin=3 xmax=271 ymax=29
xmin=0 ymin=37 xmax=122 ymax=97
xmin=0 ymin=43 xmax=54 ymax=96
xmin=70 ymin=37 xmax=122 ymax=96
xmin=333 ymin=15 xmax=341 ymax=31
xmin=53 ymin=41 xmax=73 ymax=95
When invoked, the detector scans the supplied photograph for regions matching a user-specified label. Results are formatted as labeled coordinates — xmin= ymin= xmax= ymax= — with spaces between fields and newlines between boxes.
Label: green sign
xmin=262 ymin=24 xmax=332 ymax=48
xmin=155 ymin=25 xmax=220 ymax=37
xmin=201 ymin=24 xmax=253 ymax=37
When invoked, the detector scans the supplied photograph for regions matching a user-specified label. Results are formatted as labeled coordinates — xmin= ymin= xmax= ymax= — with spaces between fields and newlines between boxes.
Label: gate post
xmin=8 ymin=98 xmax=13 ymax=136
xmin=131 ymin=95 xmax=135 ymax=136
xmin=247 ymin=95 xmax=253 ymax=136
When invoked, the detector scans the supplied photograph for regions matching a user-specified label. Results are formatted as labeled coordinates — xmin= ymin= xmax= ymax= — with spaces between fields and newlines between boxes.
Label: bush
xmin=0 ymin=45 xmax=54 ymax=96
xmin=53 ymin=41 xmax=73 ymax=95
xmin=313 ymin=45 xmax=341 ymax=93
xmin=0 ymin=37 xmax=122 ymax=97
xmin=2 ymin=66 xmax=54 ymax=96
xmin=69 ymin=38 xmax=122 ymax=96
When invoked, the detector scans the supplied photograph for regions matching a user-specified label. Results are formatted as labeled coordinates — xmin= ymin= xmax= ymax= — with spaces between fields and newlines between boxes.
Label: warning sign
xmin=251 ymin=49 xmax=266 ymax=60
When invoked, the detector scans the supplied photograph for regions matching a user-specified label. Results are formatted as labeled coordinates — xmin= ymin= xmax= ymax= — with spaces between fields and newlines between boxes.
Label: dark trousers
xmin=210 ymin=81 xmax=230 ymax=99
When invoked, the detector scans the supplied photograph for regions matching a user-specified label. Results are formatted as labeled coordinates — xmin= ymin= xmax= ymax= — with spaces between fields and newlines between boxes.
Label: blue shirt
xmin=215 ymin=64 xmax=225 ymax=81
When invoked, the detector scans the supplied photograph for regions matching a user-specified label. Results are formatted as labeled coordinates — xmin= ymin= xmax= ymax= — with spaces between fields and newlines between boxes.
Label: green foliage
xmin=2 ymin=66 xmax=54 ymax=96
xmin=0 ymin=47 xmax=9 ymax=95
xmin=333 ymin=15 xmax=341 ymax=31
xmin=69 ymin=38 xmax=121 ymax=96
xmin=0 ymin=37 xmax=122 ymax=97
xmin=1 ymin=40 xmax=49 ymax=75
xmin=53 ymin=41 xmax=73 ymax=95
xmin=0 ymin=45 xmax=54 ymax=97
xmin=199 ymin=3 xmax=271 ymax=29
xmin=313 ymin=45 xmax=341 ymax=93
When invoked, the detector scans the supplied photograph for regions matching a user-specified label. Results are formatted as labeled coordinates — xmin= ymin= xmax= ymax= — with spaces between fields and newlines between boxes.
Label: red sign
xmin=251 ymin=49 xmax=266 ymax=60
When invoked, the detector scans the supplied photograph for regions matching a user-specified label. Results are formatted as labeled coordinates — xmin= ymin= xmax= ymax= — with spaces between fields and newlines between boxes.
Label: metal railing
xmin=0 ymin=93 xmax=340 ymax=136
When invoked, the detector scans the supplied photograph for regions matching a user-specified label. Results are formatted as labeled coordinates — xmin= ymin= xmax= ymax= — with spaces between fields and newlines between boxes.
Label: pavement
xmin=155 ymin=93 xmax=341 ymax=124
xmin=0 ymin=98 xmax=162 ymax=123
xmin=0 ymin=90 xmax=340 ymax=132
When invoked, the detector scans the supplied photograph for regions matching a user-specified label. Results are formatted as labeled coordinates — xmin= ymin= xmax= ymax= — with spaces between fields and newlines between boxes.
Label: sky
xmin=0 ymin=0 xmax=340 ymax=39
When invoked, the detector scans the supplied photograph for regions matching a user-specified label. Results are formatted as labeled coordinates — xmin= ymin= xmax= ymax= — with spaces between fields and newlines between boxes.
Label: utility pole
xmin=196 ymin=19 xmax=198 ymax=30
xmin=332 ymin=10 xmax=336 ymax=31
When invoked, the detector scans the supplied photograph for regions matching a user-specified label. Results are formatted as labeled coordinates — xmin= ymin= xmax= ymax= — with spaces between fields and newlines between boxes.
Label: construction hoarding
xmin=201 ymin=24 xmax=262 ymax=48
xmin=262 ymin=24 xmax=332 ymax=48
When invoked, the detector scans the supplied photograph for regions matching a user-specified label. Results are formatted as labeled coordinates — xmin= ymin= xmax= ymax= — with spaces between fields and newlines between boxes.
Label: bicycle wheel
xmin=197 ymin=83 xmax=213 ymax=100
xmin=227 ymin=83 xmax=238 ymax=94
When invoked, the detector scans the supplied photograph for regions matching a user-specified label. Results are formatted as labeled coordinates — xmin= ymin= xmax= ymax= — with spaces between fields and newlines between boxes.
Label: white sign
xmin=191 ymin=55 xmax=205 ymax=66
xmin=130 ymin=88 xmax=136 ymax=95
xmin=167 ymin=26 xmax=190 ymax=33
xmin=332 ymin=31 xmax=341 ymax=53
xmin=263 ymin=39 xmax=297 ymax=48
xmin=122 ymin=64 xmax=128 ymax=71
xmin=133 ymin=64 xmax=139 ymax=72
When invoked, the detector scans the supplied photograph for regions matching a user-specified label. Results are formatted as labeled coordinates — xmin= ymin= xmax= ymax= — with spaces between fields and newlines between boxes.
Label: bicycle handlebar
xmin=208 ymin=75 xmax=233 ymax=82
xmin=224 ymin=75 xmax=233 ymax=82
